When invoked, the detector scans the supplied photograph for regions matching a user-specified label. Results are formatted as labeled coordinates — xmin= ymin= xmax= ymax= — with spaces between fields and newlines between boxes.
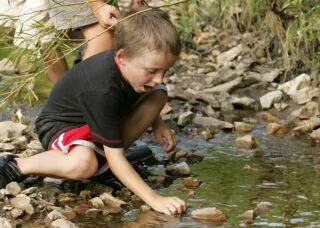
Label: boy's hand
xmin=90 ymin=2 xmax=120 ymax=28
xmin=152 ymin=117 xmax=176 ymax=152
xmin=149 ymin=195 xmax=187 ymax=215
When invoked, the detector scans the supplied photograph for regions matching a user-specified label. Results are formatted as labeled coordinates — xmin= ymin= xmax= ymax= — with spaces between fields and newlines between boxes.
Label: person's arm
xmin=104 ymin=146 xmax=186 ymax=215
xmin=152 ymin=115 xmax=176 ymax=152
xmin=89 ymin=0 xmax=120 ymax=28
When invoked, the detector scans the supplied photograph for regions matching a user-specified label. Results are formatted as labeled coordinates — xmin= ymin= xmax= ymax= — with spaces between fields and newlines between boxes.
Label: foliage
xmin=175 ymin=0 xmax=320 ymax=80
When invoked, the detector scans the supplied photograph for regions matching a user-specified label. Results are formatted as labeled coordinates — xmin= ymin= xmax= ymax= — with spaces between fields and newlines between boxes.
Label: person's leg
xmin=123 ymin=90 xmax=167 ymax=149
xmin=15 ymin=146 xmax=98 ymax=180
xmin=80 ymin=23 xmax=114 ymax=60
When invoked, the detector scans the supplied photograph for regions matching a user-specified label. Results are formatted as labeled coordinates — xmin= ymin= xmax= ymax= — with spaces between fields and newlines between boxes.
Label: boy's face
xmin=115 ymin=49 xmax=178 ymax=93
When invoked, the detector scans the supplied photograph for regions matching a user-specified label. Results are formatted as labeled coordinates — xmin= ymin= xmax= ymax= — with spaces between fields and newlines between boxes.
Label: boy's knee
xmin=67 ymin=149 xmax=98 ymax=179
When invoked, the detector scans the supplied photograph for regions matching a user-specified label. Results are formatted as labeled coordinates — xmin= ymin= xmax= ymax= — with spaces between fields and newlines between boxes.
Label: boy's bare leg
xmin=80 ymin=23 xmax=113 ymax=60
xmin=123 ymin=90 xmax=167 ymax=148
xmin=16 ymin=146 xmax=98 ymax=180
xmin=43 ymin=48 xmax=69 ymax=84
xmin=15 ymin=90 xmax=166 ymax=180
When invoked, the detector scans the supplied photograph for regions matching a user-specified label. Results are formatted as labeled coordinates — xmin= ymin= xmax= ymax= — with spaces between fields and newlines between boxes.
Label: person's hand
xmin=149 ymin=195 xmax=187 ymax=215
xmin=92 ymin=4 xmax=120 ymax=28
xmin=152 ymin=118 xmax=176 ymax=152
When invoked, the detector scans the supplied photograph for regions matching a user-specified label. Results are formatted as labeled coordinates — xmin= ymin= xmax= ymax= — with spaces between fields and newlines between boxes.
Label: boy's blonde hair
xmin=114 ymin=7 xmax=181 ymax=58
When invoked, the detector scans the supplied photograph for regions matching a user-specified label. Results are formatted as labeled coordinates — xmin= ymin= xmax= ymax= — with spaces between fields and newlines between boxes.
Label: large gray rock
xmin=278 ymin=73 xmax=310 ymax=95
xmin=203 ymin=77 xmax=243 ymax=94
xmin=193 ymin=116 xmax=233 ymax=129
xmin=165 ymin=162 xmax=191 ymax=176
xmin=260 ymin=91 xmax=283 ymax=109
xmin=0 ymin=217 xmax=12 ymax=228
xmin=0 ymin=121 xmax=28 ymax=143
xmin=9 ymin=194 xmax=34 ymax=215
xmin=217 ymin=44 xmax=244 ymax=66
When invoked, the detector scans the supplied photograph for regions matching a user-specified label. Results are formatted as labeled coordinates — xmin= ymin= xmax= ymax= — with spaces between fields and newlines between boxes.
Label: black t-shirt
xmin=35 ymin=49 xmax=142 ymax=149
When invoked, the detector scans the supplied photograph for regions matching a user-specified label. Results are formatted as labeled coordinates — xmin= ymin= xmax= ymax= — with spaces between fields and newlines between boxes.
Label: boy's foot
xmin=0 ymin=154 xmax=25 ymax=189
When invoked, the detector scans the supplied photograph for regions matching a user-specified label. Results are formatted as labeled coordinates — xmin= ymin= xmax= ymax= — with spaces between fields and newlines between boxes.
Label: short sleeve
xmin=78 ymin=90 xmax=123 ymax=148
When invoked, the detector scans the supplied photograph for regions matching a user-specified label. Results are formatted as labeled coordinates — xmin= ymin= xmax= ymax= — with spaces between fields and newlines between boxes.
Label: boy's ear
xmin=115 ymin=49 xmax=126 ymax=65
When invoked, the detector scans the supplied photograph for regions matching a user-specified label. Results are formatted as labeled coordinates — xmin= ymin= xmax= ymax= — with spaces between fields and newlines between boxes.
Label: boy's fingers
xmin=173 ymin=197 xmax=187 ymax=212
xmin=109 ymin=5 xmax=120 ymax=18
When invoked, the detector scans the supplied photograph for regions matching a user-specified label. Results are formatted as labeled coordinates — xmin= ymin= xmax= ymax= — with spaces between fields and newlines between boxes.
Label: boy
xmin=0 ymin=7 xmax=187 ymax=215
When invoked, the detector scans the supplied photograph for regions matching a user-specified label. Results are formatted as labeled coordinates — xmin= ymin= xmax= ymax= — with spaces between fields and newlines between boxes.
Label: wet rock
xmin=309 ymin=129 xmax=320 ymax=143
xmin=85 ymin=208 xmax=100 ymax=217
xmin=293 ymin=117 xmax=320 ymax=133
xmin=148 ymin=175 xmax=166 ymax=185
xmin=11 ymin=208 xmax=24 ymax=219
xmin=50 ymin=218 xmax=78 ymax=228
xmin=267 ymin=123 xmax=289 ymax=134
xmin=6 ymin=182 xmax=22 ymax=195
xmin=193 ymin=116 xmax=233 ymax=129
xmin=59 ymin=192 xmax=76 ymax=204
xmin=183 ymin=177 xmax=201 ymax=189
xmin=256 ymin=111 xmax=279 ymax=122
xmin=239 ymin=210 xmax=256 ymax=223
xmin=243 ymin=164 xmax=258 ymax=171
xmin=21 ymin=187 xmax=38 ymax=195
xmin=0 ymin=217 xmax=12 ymax=228
xmin=79 ymin=190 xmax=91 ymax=200
xmin=89 ymin=197 xmax=105 ymax=209
xmin=73 ymin=204 xmax=89 ymax=215
xmin=260 ymin=90 xmax=283 ymax=109
xmin=178 ymin=111 xmax=194 ymax=126
xmin=190 ymin=207 xmax=226 ymax=221
xmin=199 ymin=129 xmax=214 ymax=141
xmin=44 ymin=210 xmax=66 ymax=225
xmin=256 ymin=202 xmax=272 ymax=212
xmin=187 ymin=190 xmax=196 ymax=198
xmin=234 ymin=122 xmax=253 ymax=132
xmin=99 ymin=192 xmax=126 ymax=208
xmin=165 ymin=162 xmax=191 ymax=176
xmin=235 ymin=135 xmax=258 ymax=149
xmin=9 ymin=194 xmax=34 ymax=215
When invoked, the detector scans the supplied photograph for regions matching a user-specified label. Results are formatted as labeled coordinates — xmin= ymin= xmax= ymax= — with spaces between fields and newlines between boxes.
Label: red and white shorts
xmin=49 ymin=124 xmax=109 ymax=175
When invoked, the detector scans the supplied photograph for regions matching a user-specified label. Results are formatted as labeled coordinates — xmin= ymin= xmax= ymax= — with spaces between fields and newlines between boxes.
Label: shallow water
xmin=1 ymin=88 xmax=320 ymax=227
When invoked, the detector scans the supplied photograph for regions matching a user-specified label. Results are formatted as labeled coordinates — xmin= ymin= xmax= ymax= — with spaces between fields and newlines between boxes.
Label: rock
xmin=217 ymin=44 xmax=244 ymax=66
xmin=306 ymin=101 xmax=320 ymax=117
xmin=274 ymin=102 xmax=289 ymax=111
xmin=85 ymin=208 xmax=100 ymax=217
xmin=256 ymin=202 xmax=272 ymax=212
xmin=293 ymin=117 xmax=320 ymax=133
xmin=99 ymin=192 xmax=126 ymax=208
xmin=178 ymin=111 xmax=194 ymax=126
xmin=239 ymin=210 xmax=256 ymax=223
xmin=309 ymin=129 xmax=320 ymax=143
xmin=11 ymin=136 xmax=28 ymax=150
xmin=235 ymin=135 xmax=258 ymax=149
xmin=11 ymin=208 xmax=24 ymax=219
xmin=291 ymin=88 xmax=312 ymax=104
xmin=0 ymin=58 xmax=16 ymax=74
xmin=26 ymin=140 xmax=43 ymax=153
xmin=0 ymin=121 xmax=28 ymax=143
xmin=50 ymin=219 xmax=78 ymax=228
xmin=278 ymin=73 xmax=310 ymax=95
xmin=9 ymin=194 xmax=34 ymax=215
xmin=190 ymin=207 xmax=226 ymax=221
xmin=203 ymin=77 xmax=243 ymax=94
xmin=89 ymin=197 xmax=104 ymax=209
xmin=0 ymin=217 xmax=12 ymax=228
xmin=267 ymin=123 xmax=289 ymax=134
xmin=261 ymin=69 xmax=280 ymax=82
xmin=21 ymin=187 xmax=38 ymax=195
xmin=0 ymin=143 xmax=15 ymax=151
xmin=260 ymin=90 xmax=283 ymax=109
xmin=165 ymin=162 xmax=191 ymax=176
xmin=6 ymin=182 xmax=22 ymax=195
xmin=79 ymin=190 xmax=91 ymax=200
xmin=234 ymin=122 xmax=253 ymax=132
xmin=230 ymin=96 xmax=255 ymax=109
xmin=193 ymin=116 xmax=233 ymax=129
xmin=199 ymin=129 xmax=214 ymax=141
xmin=183 ymin=177 xmax=201 ymax=189
xmin=44 ymin=210 xmax=66 ymax=225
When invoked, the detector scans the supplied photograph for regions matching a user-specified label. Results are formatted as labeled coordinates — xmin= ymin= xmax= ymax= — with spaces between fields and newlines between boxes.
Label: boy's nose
xmin=153 ymin=74 xmax=163 ymax=85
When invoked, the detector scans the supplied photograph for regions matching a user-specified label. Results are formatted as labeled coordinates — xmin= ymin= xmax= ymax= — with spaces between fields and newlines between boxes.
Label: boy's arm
xmin=104 ymin=146 xmax=186 ymax=215
xmin=152 ymin=116 xmax=176 ymax=152
xmin=89 ymin=1 xmax=120 ymax=28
